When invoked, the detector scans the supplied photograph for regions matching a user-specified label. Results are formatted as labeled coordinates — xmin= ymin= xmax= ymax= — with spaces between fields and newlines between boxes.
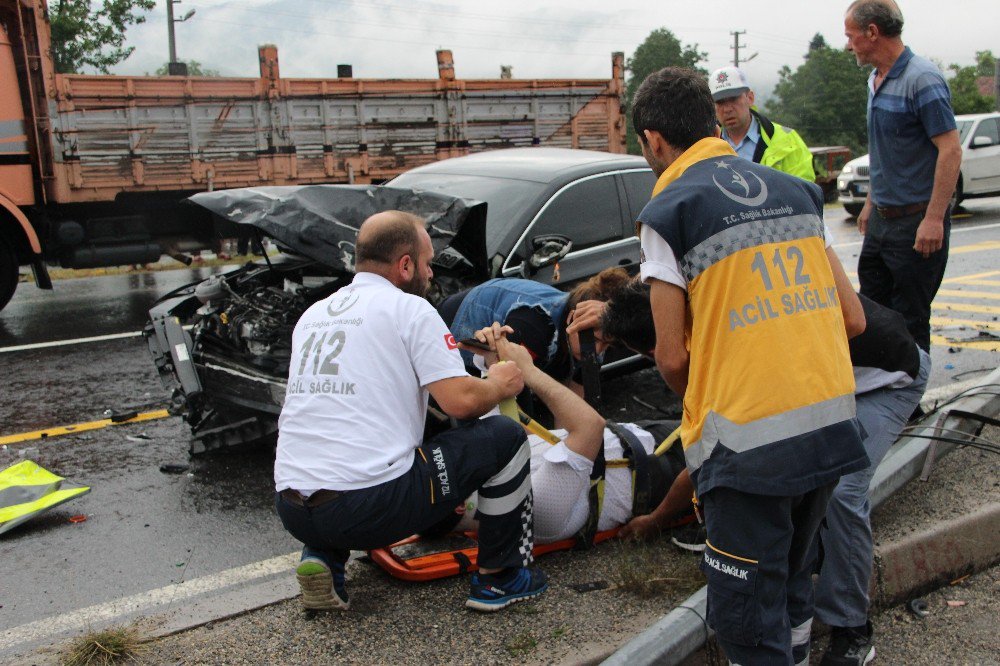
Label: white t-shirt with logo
xmin=274 ymin=272 xmax=468 ymax=493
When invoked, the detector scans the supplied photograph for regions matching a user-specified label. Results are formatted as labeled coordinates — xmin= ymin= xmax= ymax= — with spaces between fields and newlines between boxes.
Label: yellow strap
xmin=653 ymin=425 xmax=682 ymax=457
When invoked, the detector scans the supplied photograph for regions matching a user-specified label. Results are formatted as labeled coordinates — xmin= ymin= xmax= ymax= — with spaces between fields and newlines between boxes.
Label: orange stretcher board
xmin=368 ymin=528 xmax=624 ymax=582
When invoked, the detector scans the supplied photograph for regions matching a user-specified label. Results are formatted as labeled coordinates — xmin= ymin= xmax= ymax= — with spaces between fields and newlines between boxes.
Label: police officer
xmin=709 ymin=66 xmax=816 ymax=182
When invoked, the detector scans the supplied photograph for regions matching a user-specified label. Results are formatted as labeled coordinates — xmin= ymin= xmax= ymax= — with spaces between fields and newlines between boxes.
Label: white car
xmin=838 ymin=111 xmax=1000 ymax=217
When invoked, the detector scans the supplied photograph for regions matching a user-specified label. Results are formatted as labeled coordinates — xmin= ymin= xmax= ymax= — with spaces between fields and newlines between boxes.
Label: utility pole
xmin=995 ymin=59 xmax=999 ymax=112
xmin=166 ymin=0 xmax=196 ymax=75
xmin=730 ymin=30 xmax=757 ymax=67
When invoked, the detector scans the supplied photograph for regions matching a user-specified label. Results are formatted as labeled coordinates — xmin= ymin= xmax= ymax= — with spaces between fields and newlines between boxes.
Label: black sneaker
xmin=821 ymin=622 xmax=875 ymax=666
xmin=466 ymin=566 xmax=548 ymax=612
xmin=671 ymin=524 xmax=707 ymax=553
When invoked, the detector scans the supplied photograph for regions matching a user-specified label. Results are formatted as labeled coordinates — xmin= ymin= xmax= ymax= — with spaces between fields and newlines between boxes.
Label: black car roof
xmin=399 ymin=147 xmax=650 ymax=183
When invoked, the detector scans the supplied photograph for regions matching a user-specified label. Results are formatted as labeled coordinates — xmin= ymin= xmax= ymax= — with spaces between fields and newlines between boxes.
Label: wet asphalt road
xmin=0 ymin=201 xmax=997 ymax=654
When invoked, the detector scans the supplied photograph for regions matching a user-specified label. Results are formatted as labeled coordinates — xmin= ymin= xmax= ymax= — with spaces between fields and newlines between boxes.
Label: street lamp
xmin=166 ymin=0 xmax=196 ymax=75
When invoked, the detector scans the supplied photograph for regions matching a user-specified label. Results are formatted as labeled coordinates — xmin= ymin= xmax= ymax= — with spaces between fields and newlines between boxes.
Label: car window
xmin=520 ymin=175 xmax=623 ymax=258
xmin=957 ymin=120 xmax=974 ymax=143
xmin=971 ymin=118 xmax=999 ymax=145
xmin=387 ymin=172 xmax=545 ymax=256
xmin=621 ymin=169 xmax=657 ymax=222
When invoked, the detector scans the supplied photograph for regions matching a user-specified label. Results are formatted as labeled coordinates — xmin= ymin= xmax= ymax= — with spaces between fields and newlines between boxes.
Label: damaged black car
xmin=145 ymin=148 xmax=654 ymax=454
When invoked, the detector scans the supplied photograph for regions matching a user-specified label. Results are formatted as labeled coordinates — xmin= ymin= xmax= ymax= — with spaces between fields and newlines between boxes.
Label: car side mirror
xmin=971 ymin=135 xmax=995 ymax=148
xmin=522 ymin=234 xmax=573 ymax=276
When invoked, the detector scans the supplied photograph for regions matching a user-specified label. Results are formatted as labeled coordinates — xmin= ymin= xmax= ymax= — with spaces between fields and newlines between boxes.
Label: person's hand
xmin=459 ymin=323 xmax=514 ymax=367
xmin=486 ymin=358 xmax=524 ymax=399
xmin=857 ymin=201 xmax=872 ymax=235
xmin=565 ymin=300 xmax=609 ymax=336
xmin=618 ymin=513 xmax=662 ymax=541
xmin=913 ymin=215 xmax=945 ymax=258
xmin=495 ymin=334 xmax=534 ymax=375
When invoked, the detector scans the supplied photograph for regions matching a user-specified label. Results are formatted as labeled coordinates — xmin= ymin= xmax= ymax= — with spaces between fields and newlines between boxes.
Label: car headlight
xmin=838 ymin=180 xmax=846 ymax=189
xmin=842 ymin=165 xmax=853 ymax=175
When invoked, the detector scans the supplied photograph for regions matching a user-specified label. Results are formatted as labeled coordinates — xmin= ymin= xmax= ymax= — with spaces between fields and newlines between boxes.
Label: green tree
xmin=765 ymin=40 xmax=870 ymax=155
xmin=50 ymin=0 xmax=156 ymax=74
xmin=154 ymin=60 xmax=221 ymax=77
xmin=948 ymin=50 xmax=996 ymax=115
xmin=625 ymin=28 xmax=707 ymax=154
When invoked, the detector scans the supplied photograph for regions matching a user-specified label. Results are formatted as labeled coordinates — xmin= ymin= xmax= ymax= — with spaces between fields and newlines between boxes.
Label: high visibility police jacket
xmin=639 ymin=138 xmax=866 ymax=497
xmin=750 ymin=110 xmax=816 ymax=183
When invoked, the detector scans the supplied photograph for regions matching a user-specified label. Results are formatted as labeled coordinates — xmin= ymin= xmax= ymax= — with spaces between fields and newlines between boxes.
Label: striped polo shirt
xmin=867 ymin=47 xmax=957 ymax=207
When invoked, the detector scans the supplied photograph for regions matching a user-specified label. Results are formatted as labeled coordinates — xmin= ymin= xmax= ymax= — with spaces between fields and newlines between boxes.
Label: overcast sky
xmin=115 ymin=0 xmax=997 ymax=99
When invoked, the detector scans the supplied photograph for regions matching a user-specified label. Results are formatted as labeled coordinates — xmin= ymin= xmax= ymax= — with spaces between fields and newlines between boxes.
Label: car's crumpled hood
xmin=187 ymin=184 xmax=488 ymax=277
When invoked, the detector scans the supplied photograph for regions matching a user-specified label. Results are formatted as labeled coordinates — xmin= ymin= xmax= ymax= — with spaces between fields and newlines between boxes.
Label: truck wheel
xmin=843 ymin=203 xmax=863 ymax=218
xmin=0 ymin=235 xmax=18 ymax=312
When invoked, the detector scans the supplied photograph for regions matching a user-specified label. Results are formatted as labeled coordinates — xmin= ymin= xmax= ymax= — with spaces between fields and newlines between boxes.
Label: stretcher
xmin=370 ymin=406 xmax=693 ymax=582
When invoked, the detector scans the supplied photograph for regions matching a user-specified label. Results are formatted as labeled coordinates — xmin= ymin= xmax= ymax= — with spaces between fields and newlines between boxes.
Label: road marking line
xmin=944 ymin=279 xmax=1000 ymax=288
xmin=832 ymin=221 xmax=1000 ymax=248
xmin=0 ymin=551 xmax=299 ymax=652
xmin=0 ymin=410 xmax=170 ymax=446
xmin=933 ymin=302 xmax=1000 ymax=315
xmin=0 ymin=331 xmax=142 ymax=353
xmin=931 ymin=316 xmax=998 ymax=329
xmin=943 ymin=270 xmax=1000 ymax=284
xmin=936 ymin=289 xmax=1000 ymax=301
xmin=930 ymin=334 xmax=999 ymax=352
xmin=950 ymin=240 xmax=1000 ymax=255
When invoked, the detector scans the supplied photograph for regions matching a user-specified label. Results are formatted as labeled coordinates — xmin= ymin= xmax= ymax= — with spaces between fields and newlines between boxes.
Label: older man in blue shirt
xmin=846 ymin=0 xmax=961 ymax=353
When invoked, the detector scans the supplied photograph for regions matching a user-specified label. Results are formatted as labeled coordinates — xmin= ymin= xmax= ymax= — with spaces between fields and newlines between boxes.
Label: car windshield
xmin=388 ymin=172 xmax=545 ymax=255
xmin=957 ymin=120 xmax=974 ymax=143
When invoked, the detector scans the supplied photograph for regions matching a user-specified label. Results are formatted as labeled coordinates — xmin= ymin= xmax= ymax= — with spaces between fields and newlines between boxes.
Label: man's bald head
xmin=355 ymin=211 xmax=426 ymax=271
xmin=355 ymin=211 xmax=434 ymax=296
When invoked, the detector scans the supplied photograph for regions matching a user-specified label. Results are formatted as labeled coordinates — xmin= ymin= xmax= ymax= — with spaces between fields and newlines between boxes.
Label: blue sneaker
xmin=466 ymin=567 xmax=548 ymax=612
xmin=296 ymin=550 xmax=350 ymax=611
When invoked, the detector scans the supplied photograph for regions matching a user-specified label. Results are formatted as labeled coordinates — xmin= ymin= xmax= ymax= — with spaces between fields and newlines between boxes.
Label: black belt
xmin=280 ymin=488 xmax=342 ymax=508
xmin=876 ymin=202 xmax=928 ymax=219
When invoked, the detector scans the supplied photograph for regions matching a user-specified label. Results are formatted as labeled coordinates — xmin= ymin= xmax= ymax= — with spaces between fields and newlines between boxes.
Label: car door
xmin=962 ymin=116 xmax=1000 ymax=196
xmin=501 ymin=172 xmax=631 ymax=288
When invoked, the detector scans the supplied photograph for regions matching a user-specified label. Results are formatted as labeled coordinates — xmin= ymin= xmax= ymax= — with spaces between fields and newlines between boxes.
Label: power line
xmin=730 ymin=30 xmax=758 ymax=67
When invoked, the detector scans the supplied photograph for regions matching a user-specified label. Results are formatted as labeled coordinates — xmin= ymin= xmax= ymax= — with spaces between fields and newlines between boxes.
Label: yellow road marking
xmin=936 ymin=289 xmax=1000 ymax=301
xmin=0 ymin=410 xmax=170 ymax=446
xmin=950 ymin=240 xmax=1000 ymax=255
xmin=931 ymin=316 xmax=997 ymax=329
xmin=933 ymin=302 xmax=1000 ymax=315
xmin=943 ymin=270 xmax=1000 ymax=284
xmin=945 ymin=279 xmax=1000 ymax=288
xmin=931 ymin=334 xmax=999 ymax=352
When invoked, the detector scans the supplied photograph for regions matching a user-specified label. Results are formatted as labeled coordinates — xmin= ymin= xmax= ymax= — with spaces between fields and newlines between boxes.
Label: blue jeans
xmin=858 ymin=207 xmax=950 ymax=352
xmin=275 ymin=415 xmax=534 ymax=571
xmin=813 ymin=349 xmax=930 ymax=627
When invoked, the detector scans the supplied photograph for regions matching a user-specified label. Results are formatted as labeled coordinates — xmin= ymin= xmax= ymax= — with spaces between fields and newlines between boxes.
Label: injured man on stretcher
xmin=431 ymin=323 xmax=695 ymax=545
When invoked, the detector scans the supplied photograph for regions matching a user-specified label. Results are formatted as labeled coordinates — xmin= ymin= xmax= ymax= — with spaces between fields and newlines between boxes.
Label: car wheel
xmin=953 ymin=175 xmax=964 ymax=208
xmin=843 ymin=203 xmax=864 ymax=217
xmin=0 ymin=234 xmax=18 ymax=312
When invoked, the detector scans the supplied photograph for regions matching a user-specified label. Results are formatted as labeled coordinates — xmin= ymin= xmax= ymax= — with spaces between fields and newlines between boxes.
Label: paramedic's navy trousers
xmin=700 ymin=483 xmax=835 ymax=666
xmin=275 ymin=415 xmax=534 ymax=572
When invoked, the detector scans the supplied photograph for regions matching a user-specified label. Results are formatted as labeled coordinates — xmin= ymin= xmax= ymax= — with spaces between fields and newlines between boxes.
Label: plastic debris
xmin=946 ymin=600 xmax=967 ymax=608
xmin=159 ymin=463 xmax=190 ymax=474
xmin=69 ymin=514 xmax=87 ymax=523
xmin=908 ymin=598 xmax=930 ymax=618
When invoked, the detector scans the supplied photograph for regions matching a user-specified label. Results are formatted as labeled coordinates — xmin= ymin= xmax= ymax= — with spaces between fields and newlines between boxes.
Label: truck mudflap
xmin=145 ymin=297 xmax=203 ymax=406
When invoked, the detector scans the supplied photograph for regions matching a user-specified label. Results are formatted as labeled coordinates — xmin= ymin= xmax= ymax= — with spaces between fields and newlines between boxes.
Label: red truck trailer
xmin=0 ymin=0 xmax=626 ymax=311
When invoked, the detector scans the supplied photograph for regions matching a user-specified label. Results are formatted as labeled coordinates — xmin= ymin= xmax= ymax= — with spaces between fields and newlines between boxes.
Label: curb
xmin=873 ymin=502 xmax=1000 ymax=606
xmin=603 ymin=364 xmax=1000 ymax=666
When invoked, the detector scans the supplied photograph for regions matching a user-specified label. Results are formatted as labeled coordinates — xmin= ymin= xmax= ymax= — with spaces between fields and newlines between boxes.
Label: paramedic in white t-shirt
xmin=274 ymin=210 xmax=548 ymax=613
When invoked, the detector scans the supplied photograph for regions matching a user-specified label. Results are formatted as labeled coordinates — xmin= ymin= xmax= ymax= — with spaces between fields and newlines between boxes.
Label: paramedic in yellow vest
xmin=710 ymin=66 xmax=816 ymax=182
xmin=631 ymin=67 xmax=868 ymax=665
